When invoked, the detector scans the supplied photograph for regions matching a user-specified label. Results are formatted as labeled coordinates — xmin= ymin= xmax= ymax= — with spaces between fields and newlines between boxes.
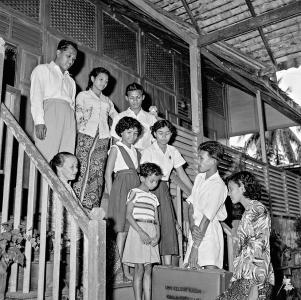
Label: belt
xmin=135 ymin=219 xmax=157 ymax=225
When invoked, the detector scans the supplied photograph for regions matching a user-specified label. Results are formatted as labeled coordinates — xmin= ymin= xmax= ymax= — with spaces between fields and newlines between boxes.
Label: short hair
xmin=115 ymin=116 xmax=143 ymax=137
xmin=226 ymin=171 xmax=262 ymax=201
xmin=125 ymin=82 xmax=144 ymax=96
xmin=151 ymin=119 xmax=177 ymax=139
xmin=139 ymin=163 xmax=163 ymax=177
xmin=198 ymin=141 xmax=224 ymax=161
xmin=57 ymin=40 xmax=78 ymax=52
xmin=86 ymin=67 xmax=110 ymax=90
xmin=50 ymin=152 xmax=77 ymax=174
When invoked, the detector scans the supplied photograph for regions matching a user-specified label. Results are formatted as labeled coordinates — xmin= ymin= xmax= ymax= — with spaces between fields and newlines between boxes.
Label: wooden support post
xmin=176 ymin=186 xmax=183 ymax=266
xmin=221 ymin=222 xmax=234 ymax=272
xmin=189 ymin=41 xmax=203 ymax=139
xmin=37 ymin=178 xmax=49 ymax=300
xmin=0 ymin=37 xmax=4 ymax=101
xmin=69 ymin=218 xmax=79 ymax=300
xmin=88 ymin=208 xmax=106 ymax=300
xmin=52 ymin=193 xmax=62 ymax=300
xmin=255 ymin=90 xmax=267 ymax=163
xmin=10 ymin=145 xmax=25 ymax=292
xmin=23 ymin=161 xmax=37 ymax=293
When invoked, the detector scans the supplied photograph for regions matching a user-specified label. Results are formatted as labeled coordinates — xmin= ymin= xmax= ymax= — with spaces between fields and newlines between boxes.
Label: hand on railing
xmin=89 ymin=207 xmax=106 ymax=220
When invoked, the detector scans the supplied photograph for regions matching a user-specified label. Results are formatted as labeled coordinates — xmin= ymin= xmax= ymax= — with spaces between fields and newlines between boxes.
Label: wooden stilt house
xmin=0 ymin=0 xmax=301 ymax=299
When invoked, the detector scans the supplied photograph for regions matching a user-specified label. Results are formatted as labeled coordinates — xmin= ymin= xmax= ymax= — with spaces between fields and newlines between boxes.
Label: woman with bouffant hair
xmin=217 ymin=171 xmax=274 ymax=300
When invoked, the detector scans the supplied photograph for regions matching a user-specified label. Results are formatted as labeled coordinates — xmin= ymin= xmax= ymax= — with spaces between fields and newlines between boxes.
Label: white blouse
xmin=140 ymin=141 xmax=185 ymax=181
xmin=111 ymin=141 xmax=139 ymax=173
xmin=110 ymin=108 xmax=157 ymax=151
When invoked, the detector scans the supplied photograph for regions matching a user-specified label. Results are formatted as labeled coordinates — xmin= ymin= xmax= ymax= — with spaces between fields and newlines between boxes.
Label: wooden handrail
xmin=0 ymin=103 xmax=91 ymax=236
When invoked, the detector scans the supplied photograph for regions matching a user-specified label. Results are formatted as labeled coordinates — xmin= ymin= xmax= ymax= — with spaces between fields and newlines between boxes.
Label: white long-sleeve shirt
xmin=30 ymin=61 xmax=76 ymax=125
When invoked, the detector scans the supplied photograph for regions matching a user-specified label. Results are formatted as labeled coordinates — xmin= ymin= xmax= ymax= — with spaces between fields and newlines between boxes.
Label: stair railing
xmin=0 ymin=95 xmax=106 ymax=300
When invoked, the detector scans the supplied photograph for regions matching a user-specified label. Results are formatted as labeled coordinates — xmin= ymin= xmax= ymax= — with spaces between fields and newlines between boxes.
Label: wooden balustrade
xmin=0 ymin=94 xmax=106 ymax=300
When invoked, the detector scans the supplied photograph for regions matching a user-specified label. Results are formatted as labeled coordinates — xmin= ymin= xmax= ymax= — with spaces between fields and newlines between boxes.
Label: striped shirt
xmin=127 ymin=188 xmax=159 ymax=221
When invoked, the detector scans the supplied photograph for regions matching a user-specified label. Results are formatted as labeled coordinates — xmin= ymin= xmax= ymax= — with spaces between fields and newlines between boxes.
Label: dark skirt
xmin=107 ymin=169 xmax=140 ymax=233
xmin=73 ymin=133 xmax=109 ymax=209
xmin=152 ymin=181 xmax=178 ymax=256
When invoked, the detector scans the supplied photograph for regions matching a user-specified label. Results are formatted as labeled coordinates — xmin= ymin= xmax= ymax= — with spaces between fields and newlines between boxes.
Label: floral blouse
xmin=75 ymin=89 xmax=118 ymax=139
xmin=232 ymin=200 xmax=275 ymax=289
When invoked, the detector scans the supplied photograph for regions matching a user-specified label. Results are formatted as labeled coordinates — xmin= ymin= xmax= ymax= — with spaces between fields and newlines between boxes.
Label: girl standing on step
xmin=105 ymin=116 xmax=143 ymax=279
xmin=141 ymin=119 xmax=193 ymax=266
xmin=123 ymin=163 xmax=162 ymax=300
xmin=49 ymin=152 xmax=82 ymax=243
xmin=73 ymin=67 xmax=118 ymax=210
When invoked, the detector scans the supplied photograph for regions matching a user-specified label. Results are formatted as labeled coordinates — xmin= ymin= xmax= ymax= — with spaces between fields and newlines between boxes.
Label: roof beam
xmin=245 ymin=0 xmax=277 ymax=69
xmin=127 ymin=0 xmax=198 ymax=44
xmin=198 ymin=1 xmax=301 ymax=47
xmin=180 ymin=0 xmax=202 ymax=35
xmin=202 ymin=49 xmax=301 ymax=124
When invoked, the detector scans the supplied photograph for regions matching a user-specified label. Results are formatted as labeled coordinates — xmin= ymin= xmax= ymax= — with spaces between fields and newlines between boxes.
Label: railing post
xmin=0 ymin=37 xmax=5 ymax=100
xmin=176 ymin=186 xmax=183 ymax=266
xmin=88 ymin=208 xmax=106 ymax=300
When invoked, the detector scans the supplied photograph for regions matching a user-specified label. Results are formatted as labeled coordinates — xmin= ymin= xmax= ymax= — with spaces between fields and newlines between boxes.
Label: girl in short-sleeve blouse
xmin=141 ymin=120 xmax=193 ymax=265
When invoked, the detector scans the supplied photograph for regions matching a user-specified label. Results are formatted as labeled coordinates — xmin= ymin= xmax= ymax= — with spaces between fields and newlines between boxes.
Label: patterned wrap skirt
xmin=152 ymin=181 xmax=179 ymax=256
xmin=107 ymin=169 xmax=140 ymax=233
xmin=123 ymin=222 xmax=160 ymax=266
xmin=216 ymin=279 xmax=273 ymax=300
xmin=73 ymin=133 xmax=109 ymax=209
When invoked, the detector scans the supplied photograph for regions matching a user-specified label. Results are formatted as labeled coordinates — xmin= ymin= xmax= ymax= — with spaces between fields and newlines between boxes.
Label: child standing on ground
xmin=105 ymin=116 xmax=143 ymax=278
xmin=123 ymin=163 xmax=162 ymax=300
xmin=183 ymin=141 xmax=228 ymax=270
xmin=141 ymin=120 xmax=193 ymax=265
xmin=73 ymin=67 xmax=118 ymax=210
xmin=110 ymin=82 xmax=157 ymax=151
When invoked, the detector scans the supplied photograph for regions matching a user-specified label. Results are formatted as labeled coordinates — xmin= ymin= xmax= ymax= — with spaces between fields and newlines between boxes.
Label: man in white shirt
xmin=110 ymin=82 xmax=157 ymax=151
xmin=30 ymin=40 xmax=78 ymax=161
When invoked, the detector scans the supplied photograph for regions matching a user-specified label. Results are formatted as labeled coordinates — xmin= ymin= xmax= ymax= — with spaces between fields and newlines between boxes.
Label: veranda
xmin=0 ymin=0 xmax=301 ymax=299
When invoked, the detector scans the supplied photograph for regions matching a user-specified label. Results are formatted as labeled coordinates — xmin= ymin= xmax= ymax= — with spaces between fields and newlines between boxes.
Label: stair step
xmin=5 ymin=284 xmax=134 ymax=300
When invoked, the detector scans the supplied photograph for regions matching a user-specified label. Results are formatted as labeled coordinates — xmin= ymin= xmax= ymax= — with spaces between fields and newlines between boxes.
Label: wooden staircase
xmin=0 ymin=88 xmax=106 ymax=299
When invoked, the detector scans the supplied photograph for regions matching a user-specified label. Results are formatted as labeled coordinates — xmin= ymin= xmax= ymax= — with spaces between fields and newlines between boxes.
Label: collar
xmin=88 ymin=89 xmax=104 ymax=100
xmin=116 ymin=140 xmax=135 ymax=151
xmin=126 ymin=107 xmax=147 ymax=118
xmin=200 ymin=170 xmax=220 ymax=181
xmin=49 ymin=61 xmax=70 ymax=76
xmin=153 ymin=141 xmax=170 ymax=154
